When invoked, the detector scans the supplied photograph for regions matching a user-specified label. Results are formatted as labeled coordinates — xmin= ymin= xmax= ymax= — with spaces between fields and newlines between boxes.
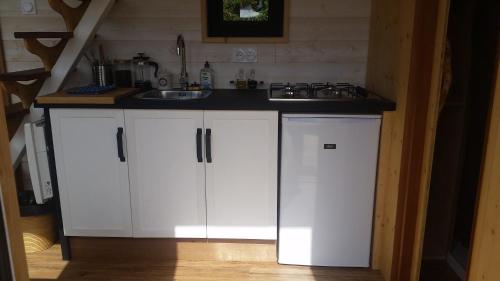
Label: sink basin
xmin=133 ymin=89 xmax=212 ymax=100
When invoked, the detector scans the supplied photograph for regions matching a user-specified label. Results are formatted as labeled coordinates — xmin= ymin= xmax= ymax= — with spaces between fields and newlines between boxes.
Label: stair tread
xmin=14 ymin=32 xmax=73 ymax=39
xmin=0 ymin=68 xmax=51 ymax=81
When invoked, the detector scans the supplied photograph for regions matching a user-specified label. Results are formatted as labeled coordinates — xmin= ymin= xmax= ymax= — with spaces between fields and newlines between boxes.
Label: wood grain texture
xmin=47 ymin=0 xmax=90 ymax=32
xmin=36 ymin=87 xmax=139 ymax=104
xmin=1 ymin=0 xmax=372 ymax=88
xmin=0 ymin=199 xmax=13 ymax=281
xmin=0 ymin=68 xmax=50 ymax=81
xmin=21 ymin=214 xmax=57 ymax=254
xmin=21 ymin=37 xmax=71 ymax=70
xmin=408 ymin=0 xmax=450 ymax=279
xmin=0 ymin=95 xmax=30 ymax=281
xmin=388 ymin=0 xmax=449 ymax=279
xmin=1 ymin=79 xmax=45 ymax=108
xmin=468 ymin=49 xmax=500 ymax=281
xmin=69 ymin=238 xmax=277 ymax=262
xmin=13 ymin=32 xmax=73 ymax=39
xmin=27 ymin=244 xmax=384 ymax=281
xmin=365 ymin=0 xmax=417 ymax=279
xmin=366 ymin=1 xmax=449 ymax=280
xmin=6 ymin=104 xmax=28 ymax=139
xmin=0 ymin=23 xmax=9 ymax=105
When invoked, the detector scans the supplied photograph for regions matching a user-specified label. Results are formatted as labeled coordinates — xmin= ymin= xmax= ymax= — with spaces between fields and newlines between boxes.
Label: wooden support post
xmin=0 ymin=95 xmax=29 ymax=281
xmin=0 ymin=24 xmax=10 ymax=106
xmin=389 ymin=0 xmax=450 ymax=280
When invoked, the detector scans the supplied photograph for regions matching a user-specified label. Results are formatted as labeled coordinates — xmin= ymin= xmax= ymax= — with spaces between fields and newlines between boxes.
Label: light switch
xmin=232 ymin=48 xmax=258 ymax=63
xmin=21 ymin=0 xmax=37 ymax=15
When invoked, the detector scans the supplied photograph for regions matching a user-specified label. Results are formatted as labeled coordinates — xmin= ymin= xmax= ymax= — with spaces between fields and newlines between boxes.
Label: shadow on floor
xmin=28 ymin=243 xmax=384 ymax=281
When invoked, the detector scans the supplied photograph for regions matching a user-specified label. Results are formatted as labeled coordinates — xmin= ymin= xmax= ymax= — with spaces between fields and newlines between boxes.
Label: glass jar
xmin=113 ymin=59 xmax=132 ymax=88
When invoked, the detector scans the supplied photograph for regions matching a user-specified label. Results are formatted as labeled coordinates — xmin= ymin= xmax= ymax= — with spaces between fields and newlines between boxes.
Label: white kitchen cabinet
xmin=50 ymin=109 xmax=132 ymax=237
xmin=204 ymin=111 xmax=278 ymax=240
xmin=125 ymin=110 xmax=206 ymax=238
xmin=51 ymin=108 xmax=278 ymax=240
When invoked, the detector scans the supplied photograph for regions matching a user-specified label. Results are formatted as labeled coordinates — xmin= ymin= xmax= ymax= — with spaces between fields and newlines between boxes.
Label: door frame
xmin=467 ymin=42 xmax=500 ymax=281
xmin=389 ymin=1 xmax=500 ymax=281
xmin=388 ymin=0 xmax=451 ymax=280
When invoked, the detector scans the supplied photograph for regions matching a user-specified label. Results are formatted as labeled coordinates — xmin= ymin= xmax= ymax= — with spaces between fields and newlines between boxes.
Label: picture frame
xmin=201 ymin=0 xmax=289 ymax=43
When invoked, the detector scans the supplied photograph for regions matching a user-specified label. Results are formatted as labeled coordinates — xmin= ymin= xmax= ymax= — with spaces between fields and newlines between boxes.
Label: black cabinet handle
xmin=116 ymin=127 xmax=125 ymax=162
xmin=205 ymin=129 xmax=212 ymax=163
xmin=196 ymin=128 xmax=203 ymax=162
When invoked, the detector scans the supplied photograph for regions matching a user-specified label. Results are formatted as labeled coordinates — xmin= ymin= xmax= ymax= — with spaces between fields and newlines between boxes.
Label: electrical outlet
xmin=20 ymin=0 xmax=37 ymax=15
xmin=232 ymin=48 xmax=258 ymax=63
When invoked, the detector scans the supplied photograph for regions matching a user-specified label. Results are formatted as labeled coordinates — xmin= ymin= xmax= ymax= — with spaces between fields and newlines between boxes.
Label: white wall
xmin=1 ymin=0 xmax=371 ymax=88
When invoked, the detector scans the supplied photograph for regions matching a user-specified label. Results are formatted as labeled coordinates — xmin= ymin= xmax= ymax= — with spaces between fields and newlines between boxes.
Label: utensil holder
xmin=92 ymin=64 xmax=114 ymax=87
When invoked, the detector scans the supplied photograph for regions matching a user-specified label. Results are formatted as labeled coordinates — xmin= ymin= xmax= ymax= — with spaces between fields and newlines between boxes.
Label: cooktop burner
xmin=268 ymin=82 xmax=372 ymax=101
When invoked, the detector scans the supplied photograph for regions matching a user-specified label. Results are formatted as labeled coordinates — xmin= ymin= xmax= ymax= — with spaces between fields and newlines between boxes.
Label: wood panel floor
xmin=27 ymin=245 xmax=384 ymax=281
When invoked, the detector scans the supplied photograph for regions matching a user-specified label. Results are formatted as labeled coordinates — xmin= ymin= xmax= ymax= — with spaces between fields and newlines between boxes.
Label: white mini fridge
xmin=278 ymin=114 xmax=381 ymax=267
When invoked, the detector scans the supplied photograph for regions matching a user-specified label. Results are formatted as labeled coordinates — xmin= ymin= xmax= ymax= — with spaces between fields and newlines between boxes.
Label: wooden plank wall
xmin=365 ymin=0 xmax=416 ymax=279
xmin=468 ymin=52 xmax=500 ymax=281
xmin=0 ymin=0 xmax=372 ymax=87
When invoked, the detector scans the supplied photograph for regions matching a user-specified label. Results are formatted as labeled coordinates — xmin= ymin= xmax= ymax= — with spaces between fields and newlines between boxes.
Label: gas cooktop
xmin=268 ymin=83 xmax=375 ymax=101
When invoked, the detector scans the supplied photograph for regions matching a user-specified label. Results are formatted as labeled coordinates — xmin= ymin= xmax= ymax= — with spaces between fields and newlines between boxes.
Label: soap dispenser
xmin=200 ymin=61 xmax=214 ymax=90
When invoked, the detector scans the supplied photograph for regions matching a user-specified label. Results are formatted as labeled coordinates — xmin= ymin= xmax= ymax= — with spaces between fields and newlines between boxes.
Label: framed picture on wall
xmin=202 ymin=0 xmax=289 ymax=43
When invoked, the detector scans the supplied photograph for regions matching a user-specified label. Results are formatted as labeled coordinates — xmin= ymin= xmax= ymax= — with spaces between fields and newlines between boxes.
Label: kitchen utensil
xmin=92 ymin=64 xmax=114 ymax=87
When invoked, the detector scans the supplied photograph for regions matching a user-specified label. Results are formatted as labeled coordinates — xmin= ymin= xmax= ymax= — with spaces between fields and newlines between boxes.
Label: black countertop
xmin=35 ymin=89 xmax=396 ymax=114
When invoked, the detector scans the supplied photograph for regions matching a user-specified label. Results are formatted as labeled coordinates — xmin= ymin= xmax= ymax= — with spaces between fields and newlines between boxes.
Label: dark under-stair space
xmin=419 ymin=0 xmax=499 ymax=280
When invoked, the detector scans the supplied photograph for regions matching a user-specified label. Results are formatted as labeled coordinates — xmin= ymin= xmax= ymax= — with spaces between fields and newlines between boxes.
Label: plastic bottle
xmin=200 ymin=61 xmax=214 ymax=90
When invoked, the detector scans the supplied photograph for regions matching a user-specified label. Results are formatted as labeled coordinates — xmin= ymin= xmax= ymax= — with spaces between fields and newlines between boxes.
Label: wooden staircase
xmin=0 ymin=2 xmax=115 ymax=281
xmin=0 ymin=0 xmax=92 ymax=139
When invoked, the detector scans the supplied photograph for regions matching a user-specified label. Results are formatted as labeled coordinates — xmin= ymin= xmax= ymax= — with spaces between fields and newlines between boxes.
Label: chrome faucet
xmin=176 ymin=34 xmax=188 ymax=90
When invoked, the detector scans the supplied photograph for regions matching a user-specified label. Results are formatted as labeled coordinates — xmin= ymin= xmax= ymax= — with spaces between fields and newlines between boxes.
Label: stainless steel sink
xmin=133 ymin=89 xmax=212 ymax=100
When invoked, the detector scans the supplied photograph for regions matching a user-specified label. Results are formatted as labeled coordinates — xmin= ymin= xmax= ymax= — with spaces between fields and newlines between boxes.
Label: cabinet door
xmin=204 ymin=111 xmax=278 ymax=240
xmin=50 ymin=109 xmax=132 ymax=237
xmin=125 ymin=110 xmax=206 ymax=238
